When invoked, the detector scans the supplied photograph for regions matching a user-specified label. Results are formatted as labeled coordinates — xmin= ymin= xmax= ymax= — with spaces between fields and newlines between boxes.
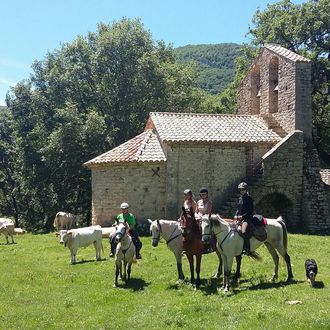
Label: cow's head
xmin=59 ymin=230 xmax=72 ymax=247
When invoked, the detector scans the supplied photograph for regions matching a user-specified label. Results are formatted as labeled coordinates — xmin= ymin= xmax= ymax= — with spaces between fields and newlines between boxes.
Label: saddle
xmin=236 ymin=215 xmax=267 ymax=242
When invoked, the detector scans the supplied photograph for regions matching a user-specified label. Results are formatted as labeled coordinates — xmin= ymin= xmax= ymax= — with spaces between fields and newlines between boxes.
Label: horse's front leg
xmin=187 ymin=254 xmax=195 ymax=285
xmin=195 ymin=254 xmax=202 ymax=288
xmin=113 ymin=264 xmax=120 ymax=288
xmin=174 ymin=251 xmax=185 ymax=280
xmin=123 ymin=261 xmax=127 ymax=282
xmin=222 ymin=255 xmax=234 ymax=292
xmin=214 ymin=248 xmax=223 ymax=278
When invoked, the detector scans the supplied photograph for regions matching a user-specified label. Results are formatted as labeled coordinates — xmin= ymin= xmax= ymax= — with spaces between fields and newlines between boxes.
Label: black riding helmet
xmin=199 ymin=187 xmax=208 ymax=194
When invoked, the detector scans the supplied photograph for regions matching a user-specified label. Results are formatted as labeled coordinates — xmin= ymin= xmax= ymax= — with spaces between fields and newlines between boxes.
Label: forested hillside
xmin=174 ymin=43 xmax=241 ymax=95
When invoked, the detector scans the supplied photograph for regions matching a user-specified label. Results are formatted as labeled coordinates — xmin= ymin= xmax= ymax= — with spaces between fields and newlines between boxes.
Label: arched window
xmin=251 ymin=65 xmax=260 ymax=114
xmin=269 ymin=57 xmax=279 ymax=113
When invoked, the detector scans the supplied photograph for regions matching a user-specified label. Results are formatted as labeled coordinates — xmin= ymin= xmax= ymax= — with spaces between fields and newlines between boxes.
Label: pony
xmin=201 ymin=214 xmax=293 ymax=292
xmin=148 ymin=217 xmax=242 ymax=284
xmin=113 ymin=223 xmax=136 ymax=288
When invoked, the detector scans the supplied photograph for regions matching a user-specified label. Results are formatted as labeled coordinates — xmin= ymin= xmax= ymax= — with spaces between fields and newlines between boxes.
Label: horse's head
xmin=180 ymin=206 xmax=198 ymax=238
xmin=114 ymin=223 xmax=127 ymax=243
xmin=201 ymin=215 xmax=212 ymax=244
xmin=148 ymin=219 xmax=161 ymax=247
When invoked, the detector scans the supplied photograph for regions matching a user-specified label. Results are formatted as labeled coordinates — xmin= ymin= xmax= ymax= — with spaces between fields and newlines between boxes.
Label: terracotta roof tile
xmin=265 ymin=44 xmax=310 ymax=63
xmin=84 ymin=130 xmax=165 ymax=167
xmin=148 ymin=112 xmax=281 ymax=143
xmin=320 ymin=169 xmax=330 ymax=186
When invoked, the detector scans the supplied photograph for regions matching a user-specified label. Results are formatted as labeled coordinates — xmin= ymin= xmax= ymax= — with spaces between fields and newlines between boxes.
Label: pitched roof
xmin=84 ymin=129 xmax=166 ymax=167
xmin=264 ymin=44 xmax=310 ymax=63
xmin=147 ymin=112 xmax=281 ymax=143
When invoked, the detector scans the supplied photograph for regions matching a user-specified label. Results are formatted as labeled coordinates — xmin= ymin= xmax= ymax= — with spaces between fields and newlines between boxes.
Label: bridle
xmin=152 ymin=219 xmax=182 ymax=245
xmin=202 ymin=215 xmax=232 ymax=251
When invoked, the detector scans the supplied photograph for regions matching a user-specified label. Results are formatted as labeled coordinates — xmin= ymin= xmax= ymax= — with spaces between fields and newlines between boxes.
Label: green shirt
xmin=116 ymin=213 xmax=136 ymax=229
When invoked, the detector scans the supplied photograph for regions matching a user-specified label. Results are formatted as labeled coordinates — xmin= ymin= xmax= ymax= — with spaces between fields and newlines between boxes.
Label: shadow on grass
xmin=115 ymin=278 xmax=150 ymax=291
xmin=247 ymin=279 xmax=303 ymax=291
xmin=0 ymin=242 xmax=17 ymax=245
xmin=312 ymin=281 xmax=325 ymax=289
xmin=72 ymin=258 xmax=107 ymax=264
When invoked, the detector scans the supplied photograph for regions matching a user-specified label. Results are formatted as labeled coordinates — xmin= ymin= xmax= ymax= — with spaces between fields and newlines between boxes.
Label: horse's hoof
xmin=286 ymin=277 xmax=294 ymax=283
xmin=113 ymin=284 xmax=118 ymax=288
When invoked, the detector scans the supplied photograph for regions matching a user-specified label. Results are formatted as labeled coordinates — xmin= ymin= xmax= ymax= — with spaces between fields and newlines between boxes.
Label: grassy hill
xmin=174 ymin=43 xmax=241 ymax=95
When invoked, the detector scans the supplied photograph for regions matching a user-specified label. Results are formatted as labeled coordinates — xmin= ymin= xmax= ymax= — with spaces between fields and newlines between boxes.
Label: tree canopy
xmin=1 ymin=18 xmax=215 ymax=230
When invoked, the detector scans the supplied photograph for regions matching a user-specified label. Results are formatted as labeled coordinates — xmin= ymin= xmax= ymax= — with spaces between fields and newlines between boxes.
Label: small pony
xmin=305 ymin=259 xmax=318 ymax=287
xmin=113 ymin=223 xmax=136 ymax=288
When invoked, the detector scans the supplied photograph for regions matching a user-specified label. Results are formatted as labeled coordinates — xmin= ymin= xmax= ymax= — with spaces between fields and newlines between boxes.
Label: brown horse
xmin=180 ymin=207 xmax=205 ymax=288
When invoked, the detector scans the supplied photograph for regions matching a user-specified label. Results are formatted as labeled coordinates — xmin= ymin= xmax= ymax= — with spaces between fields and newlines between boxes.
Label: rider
xmin=109 ymin=202 xmax=142 ymax=259
xmin=195 ymin=187 xmax=213 ymax=221
xmin=234 ymin=182 xmax=254 ymax=255
xmin=183 ymin=189 xmax=197 ymax=214
xmin=195 ymin=187 xmax=213 ymax=253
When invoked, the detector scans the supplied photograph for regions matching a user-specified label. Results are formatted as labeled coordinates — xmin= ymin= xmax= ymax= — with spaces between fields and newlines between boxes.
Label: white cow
xmin=0 ymin=218 xmax=15 ymax=244
xmin=100 ymin=226 xmax=116 ymax=239
xmin=53 ymin=212 xmax=76 ymax=231
xmin=58 ymin=226 xmax=103 ymax=264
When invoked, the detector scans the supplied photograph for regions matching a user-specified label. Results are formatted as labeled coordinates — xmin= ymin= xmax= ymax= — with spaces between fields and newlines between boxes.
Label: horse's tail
xmin=277 ymin=216 xmax=288 ymax=252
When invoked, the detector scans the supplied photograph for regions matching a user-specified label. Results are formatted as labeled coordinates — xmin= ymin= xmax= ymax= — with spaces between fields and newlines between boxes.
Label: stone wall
xmin=250 ymin=131 xmax=304 ymax=229
xmin=90 ymin=163 xmax=166 ymax=226
xmin=165 ymin=142 xmax=272 ymax=219
xmin=302 ymin=143 xmax=330 ymax=232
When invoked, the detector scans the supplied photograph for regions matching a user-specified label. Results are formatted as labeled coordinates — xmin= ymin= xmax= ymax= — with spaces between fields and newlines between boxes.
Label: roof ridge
xmin=135 ymin=130 xmax=153 ymax=160
xmin=264 ymin=43 xmax=310 ymax=63
xmin=150 ymin=112 xmax=253 ymax=117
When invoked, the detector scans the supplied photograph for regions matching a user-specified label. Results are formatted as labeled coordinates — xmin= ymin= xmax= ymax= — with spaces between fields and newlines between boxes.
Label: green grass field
xmin=0 ymin=233 xmax=329 ymax=329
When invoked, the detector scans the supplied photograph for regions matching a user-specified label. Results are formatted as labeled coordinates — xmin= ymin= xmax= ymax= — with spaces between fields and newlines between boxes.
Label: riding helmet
xmin=238 ymin=182 xmax=248 ymax=190
xmin=120 ymin=202 xmax=129 ymax=209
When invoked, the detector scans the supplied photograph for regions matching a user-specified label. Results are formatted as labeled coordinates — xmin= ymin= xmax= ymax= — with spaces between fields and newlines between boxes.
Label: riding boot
xmin=243 ymin=237 xmax=250 ymax=255
xmin=109 ymin=238 xmax=116 ymax=258
xmin=134 ymin=238 xmax=142 ymax=259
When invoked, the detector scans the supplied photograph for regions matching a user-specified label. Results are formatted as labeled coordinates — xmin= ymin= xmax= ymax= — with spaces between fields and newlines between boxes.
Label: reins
xmin=155 ymin=219 xmax=182 ymax=245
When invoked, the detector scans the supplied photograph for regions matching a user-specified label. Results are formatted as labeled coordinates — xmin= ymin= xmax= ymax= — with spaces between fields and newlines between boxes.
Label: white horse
xmin=148 ymin=218 xmax=241 ymax=282
xmin=113 ymin=223 xmax=136 ymax=288
xmin=201 ymin=214 xmax=293 ymax=292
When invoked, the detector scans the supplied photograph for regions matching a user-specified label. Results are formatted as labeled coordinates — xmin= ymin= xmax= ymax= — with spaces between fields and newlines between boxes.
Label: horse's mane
xmin=209 ymin=214 xmax=230 ymax=228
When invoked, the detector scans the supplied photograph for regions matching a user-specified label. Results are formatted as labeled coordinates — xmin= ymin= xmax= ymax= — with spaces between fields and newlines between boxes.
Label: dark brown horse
xmin=180 ymin=207 xmax=205 ymax=288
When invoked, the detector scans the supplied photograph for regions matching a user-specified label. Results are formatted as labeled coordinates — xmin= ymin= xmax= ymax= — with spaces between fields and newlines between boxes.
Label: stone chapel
xmin=84 ymin=44 xmax=330 ymax=233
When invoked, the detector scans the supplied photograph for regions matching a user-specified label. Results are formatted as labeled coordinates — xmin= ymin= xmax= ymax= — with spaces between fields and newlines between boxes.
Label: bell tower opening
xmin=269 ymin=56 xmax=279 ymax=114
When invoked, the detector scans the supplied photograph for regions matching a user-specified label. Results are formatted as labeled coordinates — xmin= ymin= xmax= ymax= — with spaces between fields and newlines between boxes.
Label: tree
xmin=3 ymin=18 xmax=208 ymax=230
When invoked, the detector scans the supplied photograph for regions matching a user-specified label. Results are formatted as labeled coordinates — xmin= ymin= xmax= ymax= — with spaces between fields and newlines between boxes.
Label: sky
xmin=0 ymin=0 xmax=306 ymax=106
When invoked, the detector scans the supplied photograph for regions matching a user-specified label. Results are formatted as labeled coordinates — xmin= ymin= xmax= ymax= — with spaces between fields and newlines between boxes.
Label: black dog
xmin=305 ymin=259 xmax=318 ymax=287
